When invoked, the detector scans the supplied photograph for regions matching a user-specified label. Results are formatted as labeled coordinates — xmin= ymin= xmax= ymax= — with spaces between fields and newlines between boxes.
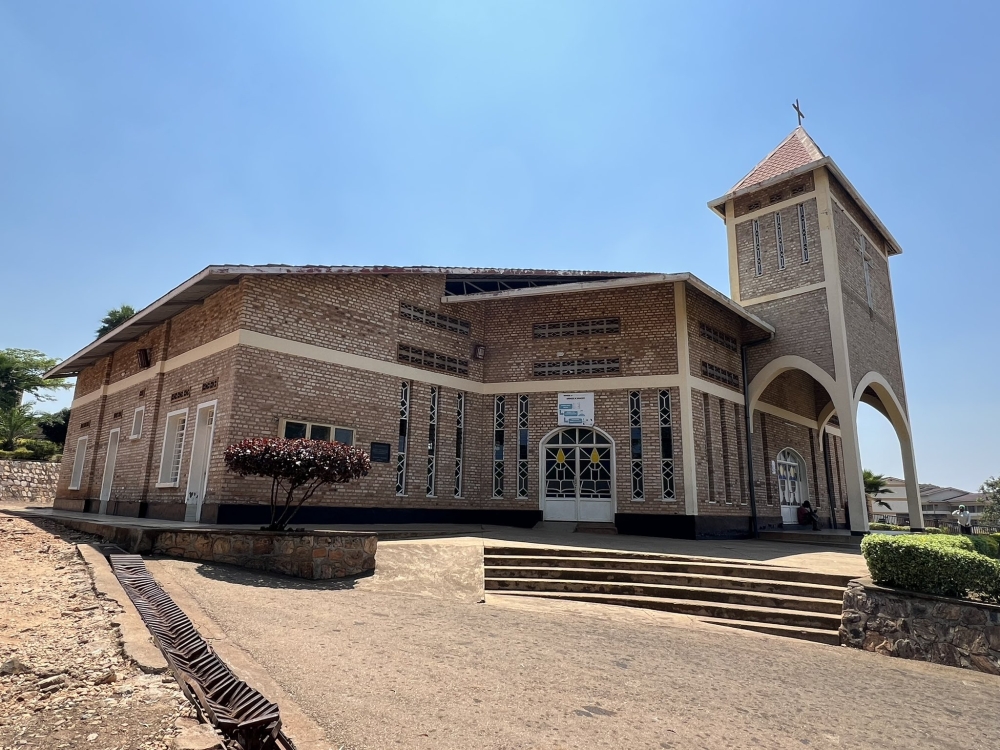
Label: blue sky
xmin=2 ymin=2 xmax=998 ymax=491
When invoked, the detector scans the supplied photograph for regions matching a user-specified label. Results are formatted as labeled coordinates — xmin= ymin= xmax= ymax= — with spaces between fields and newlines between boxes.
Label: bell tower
xmin=708 ymin=127 xmax=923 ymax=532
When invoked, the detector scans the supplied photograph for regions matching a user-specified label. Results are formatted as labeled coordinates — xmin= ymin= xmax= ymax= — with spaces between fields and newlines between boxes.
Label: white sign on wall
xmin=557 ymin=392 xmax=595 ymax=426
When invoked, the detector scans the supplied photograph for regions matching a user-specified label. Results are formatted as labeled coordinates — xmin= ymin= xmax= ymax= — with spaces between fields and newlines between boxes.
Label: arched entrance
xmin=776 ymin=448 xmax=808 ymax=524
xmin=540 ymin=427 xmax=615 ymax=522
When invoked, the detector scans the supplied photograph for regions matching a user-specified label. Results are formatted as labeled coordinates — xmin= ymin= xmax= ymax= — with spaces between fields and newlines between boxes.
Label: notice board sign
xmin=557 ymin=392 xmax=595 ymax=426
xmin=370 ymin=442 xmax=392 ymax=463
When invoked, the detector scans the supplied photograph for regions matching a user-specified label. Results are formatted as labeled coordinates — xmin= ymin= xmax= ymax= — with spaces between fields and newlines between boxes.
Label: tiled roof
xmin=730 ymin=127 xmax=825 ymax=192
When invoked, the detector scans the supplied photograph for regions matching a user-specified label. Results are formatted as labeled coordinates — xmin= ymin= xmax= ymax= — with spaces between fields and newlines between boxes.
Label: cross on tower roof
xmin=793 ymin=99 xmax=805 ymax=127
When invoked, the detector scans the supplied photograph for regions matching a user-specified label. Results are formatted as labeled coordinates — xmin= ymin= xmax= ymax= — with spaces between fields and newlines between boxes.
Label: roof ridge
xmin=728 ymin=126 xmax=825 ymax=193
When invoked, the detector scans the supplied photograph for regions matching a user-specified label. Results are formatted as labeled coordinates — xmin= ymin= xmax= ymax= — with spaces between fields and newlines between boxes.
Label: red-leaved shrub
xmin=224 ymin=438 xmax=371 ymax=530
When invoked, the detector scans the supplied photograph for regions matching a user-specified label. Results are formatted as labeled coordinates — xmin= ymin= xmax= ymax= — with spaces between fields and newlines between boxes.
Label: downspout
xmin=741 ymin=337 xmax=772 ymax=539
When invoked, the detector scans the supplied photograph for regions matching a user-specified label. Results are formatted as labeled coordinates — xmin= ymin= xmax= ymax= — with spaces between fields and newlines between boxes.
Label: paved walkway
xmin=145 ymin=539 xmax=996 ymax=750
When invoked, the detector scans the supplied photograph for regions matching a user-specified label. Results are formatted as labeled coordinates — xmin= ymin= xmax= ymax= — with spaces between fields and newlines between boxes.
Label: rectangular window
xmin=532 ymin=359 xmax=620 ymax=378
xmin=775 ymin=212 xmax=786 ymax=270
xmin=532 ymin=318 xmax=621 ymax=338
xmin=701 ymin=362 xmax=740 ymax=388
xmin=130 ymin=407 xmax=144 ymax=439
xmin=699 ymin=323 xmax=738 ymax=352
xmin=704 ymin=393 xmax=716 ymax=503
xmin=69 ymin=436 xmax=88 ymax=490
xmin=517 ymin=395 xmax=529 ymax=499
xmin=281 ymin=420 xmax=354 ymax=445
xmin=659 ymin=391 xmax=675 ymax=500
xmin=752 ymin=219 xmax=762 ymax=276
xmin=400 ymin=302 xmax=471 ymax=336
xmin=398 ymin=343 xmax=469 ymax=376
xmin=396 ymin=382 xmax=410 ymax=495
xmin=493 ymin=396 xmax=505 ymax=498
xmin=798 ymin=203 xmax=809 ymax=263
xmin=157 ymin=410 xmax=188 ymax=486
xmin=454 ymin=392 xmax=465 ymax=498
xmin=629 ymin=391 xmax=644 ymax=501
xmin=426 ymin=387 xmax=438 ymax=497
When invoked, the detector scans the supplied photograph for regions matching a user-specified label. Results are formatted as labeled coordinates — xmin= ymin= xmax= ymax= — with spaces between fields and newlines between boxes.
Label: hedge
xmin=861 ymin=534 xmax=1000 ymax=602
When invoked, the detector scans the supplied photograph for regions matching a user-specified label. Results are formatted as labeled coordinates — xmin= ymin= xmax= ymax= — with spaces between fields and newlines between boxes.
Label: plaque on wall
xmin=557 ymin=392 xmax=595 ymax=426
xmin=370 ymin=442 xmax=392 ymax=463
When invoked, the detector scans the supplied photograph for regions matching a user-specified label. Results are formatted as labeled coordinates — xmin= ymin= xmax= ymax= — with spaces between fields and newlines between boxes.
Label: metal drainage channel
xmin=109 ymin=553 xmax=295 ymax=750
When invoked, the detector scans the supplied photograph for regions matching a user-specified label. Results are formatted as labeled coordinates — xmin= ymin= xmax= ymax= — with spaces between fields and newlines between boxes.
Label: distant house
xmin=871 ymin=477 xmax=984 ymax=525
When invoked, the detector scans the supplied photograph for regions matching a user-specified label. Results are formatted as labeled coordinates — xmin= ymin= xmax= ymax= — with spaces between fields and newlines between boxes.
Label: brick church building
xmin=47 ymin=128 xmax=924 ymax=537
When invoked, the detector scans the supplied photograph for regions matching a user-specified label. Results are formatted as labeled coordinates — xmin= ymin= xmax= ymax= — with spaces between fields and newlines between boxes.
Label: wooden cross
xmin=793 ymin=99 xmax=805 ymax=127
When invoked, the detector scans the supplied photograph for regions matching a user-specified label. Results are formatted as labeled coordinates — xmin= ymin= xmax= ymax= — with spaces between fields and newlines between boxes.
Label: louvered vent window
xmin=752 ymin=219 xmax=763 ymax=276
xmin=798 ymin=204 xmax=809 ymax=263
xmin=699 ymin=323 xmax=737 ymax=352
xmin=533 ymin=318 xmax=621 ymax=338
xmin=398 ymin=344 xmax=469 ymax=376
xmin=532 ymin=359 xmax=620 ymax=378
xmin=399 ymin=302 xmax=470 ymax=335
xmin=701 ymin=362 xmax=740 ymax=388
xmin=775 ymin=212 xmax=786 ymax=270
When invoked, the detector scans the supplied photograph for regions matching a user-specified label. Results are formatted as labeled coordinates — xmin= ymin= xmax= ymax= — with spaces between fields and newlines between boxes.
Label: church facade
xmin=48 ymin=128 xmax=923 ymax=537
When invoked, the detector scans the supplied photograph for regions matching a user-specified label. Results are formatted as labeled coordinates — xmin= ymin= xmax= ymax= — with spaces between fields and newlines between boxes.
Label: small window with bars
xmin=752 ymin=219 xmax=762 ymax=276
xmin=629 ymin=391 xmax=644 ymax=501
xmin=858 ymin=235 xmax=874 ymax=310
xmin=798 ymin=203 xmax=809 ymax=263
xmin=400 ymin=302 xmax=471 ymax=335
xmin=517 ymin=395 xmax=529 ymax=499
xmin=398 ymin=343 xmax=469 ymax=376
xmin=493 ymin=396 xmax=505 ymax=498
xmin=659 ymin=391 xmax=675 ymax=500
xmin=701 ymin=362 xmax=740 ymax=388
xmin=533 ymin=318 xmax=621 ymax=338
xmin=426 ymin=387 xmax=438 ymax=497
xmin=699 ymin=323 xmax=737 ymax=352
xmin=532 ymin=359 xmax=620 ymax=378
xmin=775 ymin=212 xmax=786 ymax=270
xmin=396 ymin=382 xmax=410 ymax=495
xmin=454 ymin=392 xmax=465 ymax=498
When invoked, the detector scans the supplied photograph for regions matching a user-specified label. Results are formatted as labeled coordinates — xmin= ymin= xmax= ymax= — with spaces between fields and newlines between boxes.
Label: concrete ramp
xmin=359 ymin=536 xmax=485 ymax=603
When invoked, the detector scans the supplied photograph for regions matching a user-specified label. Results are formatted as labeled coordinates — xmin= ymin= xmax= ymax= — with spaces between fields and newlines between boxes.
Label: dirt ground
xmin=0 ymin=515 xmax=197 ymax=750
xmin=148 ymin=540 xmax=1000 ymax=750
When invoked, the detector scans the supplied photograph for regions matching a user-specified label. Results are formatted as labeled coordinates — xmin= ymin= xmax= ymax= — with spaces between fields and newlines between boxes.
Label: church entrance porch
xmin=540 ymin=428 xmax=615 ymax=523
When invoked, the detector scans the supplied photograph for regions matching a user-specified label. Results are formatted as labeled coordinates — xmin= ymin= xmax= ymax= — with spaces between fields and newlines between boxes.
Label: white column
xmin=900 ymin=432 xmax=925 ymax=530
xmin=835 ymin=394 xmax=869 ymax=533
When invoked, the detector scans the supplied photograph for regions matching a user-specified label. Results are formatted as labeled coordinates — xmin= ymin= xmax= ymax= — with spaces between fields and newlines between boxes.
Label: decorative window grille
xmin=399 ymin=302 xmax=471 ymax=335
xmin=396 ymin=382 xmax=409 ymax=495
xmin=775 ymin=213 xmax=786 ymax=270
xmin=798 ymin=203 xmax=809 ymax=263
xmin=158 ymin=411 xmax=188 ymax=486
xmin=629 ymin=391 xmax=644 ymax=500
xmin=704 ymin=393 xmax=716 ymax=502
xmin=532 ymin=359 xmax=620 ymax=377
xmin=701 ymin=362 xmax=740 ymax=388
xmin=517 ymin=395 xmax=529 ymax=498
xmin=69 ymin=436 xmax=88 ymax=490
xmin=752 ymin=219 xmax=762 ymax=276
xmin=859 ymin=236 xmax=874 ymax=310
xmin=658 ymin=391 xmax=675 ymax=500
xmin=426 ymin=387 xmax=438 ymax=497
xmin=398 ymin=344 xmax=469 ymax=376
xmin=533 ymin=318 xmax=621 ymax=338
xmin=699 ymin=323 xmax=737 ymax=352
xmin=454 ymin=392 xmax=465 ymax=497
xmin=492 ymin=396 xmax=505 ymax=498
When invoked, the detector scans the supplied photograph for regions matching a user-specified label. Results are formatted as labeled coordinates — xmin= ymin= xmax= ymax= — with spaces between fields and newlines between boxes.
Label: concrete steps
xmin=758 ymin=530 xmax=862 ymax=549
xmin=484 ymin=546 xmax=851 ymax=644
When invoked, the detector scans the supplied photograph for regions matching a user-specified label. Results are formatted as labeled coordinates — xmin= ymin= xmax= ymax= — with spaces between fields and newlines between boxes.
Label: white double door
xmin=541 ymin=428 xmax=615 ymax=523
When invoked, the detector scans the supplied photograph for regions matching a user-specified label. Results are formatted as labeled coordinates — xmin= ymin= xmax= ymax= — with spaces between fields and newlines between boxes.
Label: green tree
xmin=0 ymin=404 xmax=37 ymax=451
xmin=97 ymin=305 xmax=136 ymax=337
xmin=0 ymin=349 xmax=69 ymax=411
xmin=980 ymin=477 xmax=1000 ymax=526
xmin=864 ymin=469 xmax=892 ymax=511
xmin=37 ymin=408 xmax=71 ymax=446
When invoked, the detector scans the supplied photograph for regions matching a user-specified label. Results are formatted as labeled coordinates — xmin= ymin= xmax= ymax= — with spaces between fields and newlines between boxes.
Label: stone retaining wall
xmin=0 ymin=460 xmax=60 ymax=503
xmin=152 ymin=530 xmax=377 ymax=580
xmin=841 ymin=578 xmax=1000 ymax=675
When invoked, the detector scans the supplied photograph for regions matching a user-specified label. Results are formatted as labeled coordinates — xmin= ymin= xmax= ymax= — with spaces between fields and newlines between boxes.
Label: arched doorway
xmin=776 ymin=448 xmax=808 ymax=524
xmin=540 ymin=427 xmax=615 ymax=522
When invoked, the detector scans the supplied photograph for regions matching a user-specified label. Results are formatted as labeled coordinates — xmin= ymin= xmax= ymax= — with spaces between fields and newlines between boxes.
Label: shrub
xmin=861 ymin=534 xmax=1000 ymax=602
xmin=17 ymin=439 xmax=59 ymax=461
xmin=0 ymin=449 xmax=14 ymax=460
xmin=969 ymin=535 xmax=1000 ymax=559
xmin=224 ymin=438 xmax=371 ymax=530
xmin=921 ymin=527 xmax=945 ymax=534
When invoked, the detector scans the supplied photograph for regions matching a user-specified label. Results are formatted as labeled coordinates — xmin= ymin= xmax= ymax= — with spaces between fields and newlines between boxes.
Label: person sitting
xmin=797 ymin=500 xmax=821 ymax=530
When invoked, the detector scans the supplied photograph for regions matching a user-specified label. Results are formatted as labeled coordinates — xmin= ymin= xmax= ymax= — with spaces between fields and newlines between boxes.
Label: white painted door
xmin=541 ymin=428 xmax=614 ymax=522
xmin=98 ymin=428 xmax=120 ymax=514
xmin=184 ymin=402 xmax=216 ymax=523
